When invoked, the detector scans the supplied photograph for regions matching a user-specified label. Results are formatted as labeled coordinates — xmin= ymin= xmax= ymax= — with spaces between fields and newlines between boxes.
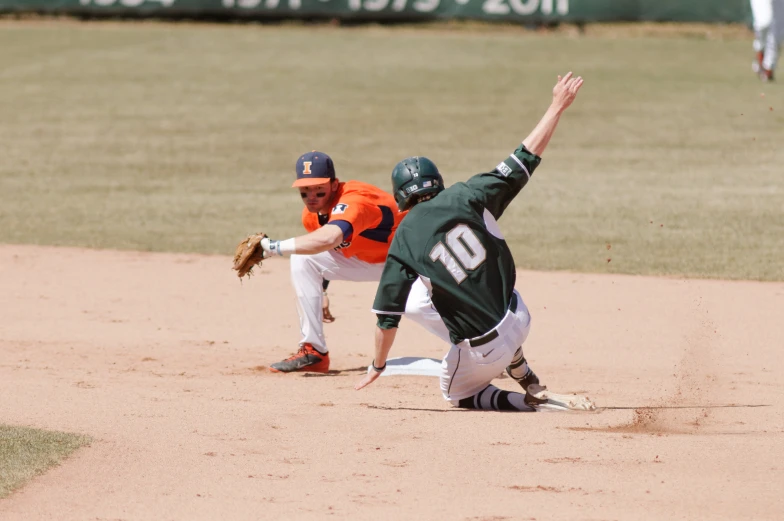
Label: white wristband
xmin=278 ymin=238 xmax=296 ymax=256
xmin=264 ymin=237 xmax=296 ymax=257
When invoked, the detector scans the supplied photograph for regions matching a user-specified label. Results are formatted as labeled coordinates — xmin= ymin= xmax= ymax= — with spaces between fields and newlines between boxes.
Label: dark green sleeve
xmin=377 ymin=314 xmax=401 ymax=329
xmin=464 ymin=144 xmax=541 ymax=220
xmin=371 ymin=253 xmax=417 ymax=317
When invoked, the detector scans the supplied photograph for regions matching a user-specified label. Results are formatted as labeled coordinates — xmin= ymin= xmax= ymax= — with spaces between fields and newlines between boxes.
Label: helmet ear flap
xmin=394 ymin=188 xmax=407 ymax=211
xmin=391 ymin=160 xmax=416 ymax=211
xmin=395 ymin=184 xmax=415 ymax=211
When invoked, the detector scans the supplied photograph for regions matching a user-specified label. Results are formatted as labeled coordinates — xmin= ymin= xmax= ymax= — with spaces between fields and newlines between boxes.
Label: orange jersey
xmin=301 ymin=181 xmax=405 ymax=264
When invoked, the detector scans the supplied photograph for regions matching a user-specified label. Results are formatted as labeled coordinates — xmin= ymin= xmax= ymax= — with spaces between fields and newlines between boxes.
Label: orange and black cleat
xmin=270 ymin=344 xmax=330 ymax=373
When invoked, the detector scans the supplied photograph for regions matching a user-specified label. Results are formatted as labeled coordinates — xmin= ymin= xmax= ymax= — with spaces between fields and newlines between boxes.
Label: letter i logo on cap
xmin=303 ymin=161 xmax=312 ymax=175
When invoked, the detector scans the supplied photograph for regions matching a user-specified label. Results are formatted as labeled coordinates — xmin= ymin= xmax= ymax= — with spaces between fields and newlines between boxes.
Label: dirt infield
xmin=0 ymin=244 xmax=782 ymax=520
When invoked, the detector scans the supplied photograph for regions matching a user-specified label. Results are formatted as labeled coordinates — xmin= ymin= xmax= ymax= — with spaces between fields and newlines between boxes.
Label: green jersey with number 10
xmin=372 ymin=145 xmax=542 ymax=345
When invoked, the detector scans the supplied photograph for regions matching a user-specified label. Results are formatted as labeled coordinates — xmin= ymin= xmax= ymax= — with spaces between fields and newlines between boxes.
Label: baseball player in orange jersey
xmin=259 ymin=151 xmax=450 ymax=373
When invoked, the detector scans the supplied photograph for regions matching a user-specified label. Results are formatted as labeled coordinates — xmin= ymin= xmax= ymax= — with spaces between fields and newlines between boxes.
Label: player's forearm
xmin=521 ymin=104 xmax=563 ymax=157
xmin=354 ymin=325 xmax=397 ymax=390
xmin=522 ymin=72 xmax=583 ymax=156
xmin=373 ymin=326 xmax=397 ymax=368
xmin=288 ymin=225 xmax=345 ymax=255
xmin=293 ymin=224 xmax=344 ymax=254
xmin=264 ymin=224 xmax=343 ymax=257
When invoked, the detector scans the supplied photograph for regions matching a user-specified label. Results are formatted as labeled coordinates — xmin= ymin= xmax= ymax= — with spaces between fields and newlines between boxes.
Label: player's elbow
xmin=323 ymin=225 xmax=345 ymax=249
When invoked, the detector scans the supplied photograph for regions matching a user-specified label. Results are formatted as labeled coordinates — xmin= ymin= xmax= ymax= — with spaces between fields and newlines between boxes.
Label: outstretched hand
xmin=552 ymin=72 xmax=583 ymax=113
xmin=355 ymin=367 xmax=383 ymax=390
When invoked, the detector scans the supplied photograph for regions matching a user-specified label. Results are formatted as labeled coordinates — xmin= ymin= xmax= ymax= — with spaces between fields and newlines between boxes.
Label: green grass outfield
xmin=0 ymin=424 xmax=90 ymax=499
xmin=0 ymin=21 xmax=782 ymax=280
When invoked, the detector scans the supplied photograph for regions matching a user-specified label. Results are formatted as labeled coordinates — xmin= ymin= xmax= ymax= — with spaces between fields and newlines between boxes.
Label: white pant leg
xmin=440 ymin=291 xmax=532 ymax=405
xmin=403 ymin=279 xmax=451 ymax=344
xmin=754 ymin=25 xmax=768 ymax=53
xmin=752 ymin=0 xmax=772 ymax=52
xmin=752 ymin=0 xmax=773 ymax=31
xmin=762 ymin=31 xmax=781 ymax=71
xmin=752 ymin=0 xmax=781 ymax=70
xmin=290 ymin=251 xmax=383 ymax=352
xmin=762 ymin=0 xmax=784 ymax=70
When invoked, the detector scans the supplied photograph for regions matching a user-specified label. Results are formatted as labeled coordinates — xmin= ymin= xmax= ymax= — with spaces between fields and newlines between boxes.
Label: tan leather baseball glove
xmin=232 ymin=233 xmax=267 ymax=278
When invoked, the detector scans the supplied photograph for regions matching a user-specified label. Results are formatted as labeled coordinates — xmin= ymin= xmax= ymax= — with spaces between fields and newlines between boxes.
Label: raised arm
xmin=522 ymin=72 xmax=584 ymax=156
xmin=464 ymin=72 xmax=584 ymax=220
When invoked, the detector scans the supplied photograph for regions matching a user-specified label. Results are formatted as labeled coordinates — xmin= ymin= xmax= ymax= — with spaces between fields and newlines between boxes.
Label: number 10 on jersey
xmin=429 ymin=224 xmax=487 ymax=283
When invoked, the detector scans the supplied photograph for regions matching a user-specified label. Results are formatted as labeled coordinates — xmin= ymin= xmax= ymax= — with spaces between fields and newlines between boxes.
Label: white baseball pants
xmin=290 ymin=251 xmax=450 ymax=352
xmin=440 ymin=290 xmax=532 ymax=405
xmin=751 ymin=0 xmax=784 ymax=70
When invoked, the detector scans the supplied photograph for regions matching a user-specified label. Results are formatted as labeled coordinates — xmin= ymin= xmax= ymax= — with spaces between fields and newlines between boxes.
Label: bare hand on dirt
xmin=355 ymin=367 xmax=383 ymax=390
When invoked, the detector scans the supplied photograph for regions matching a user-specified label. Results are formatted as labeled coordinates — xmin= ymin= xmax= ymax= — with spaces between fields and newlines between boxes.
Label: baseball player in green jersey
xmin=355 ymin=72 xmax=594 ymax=412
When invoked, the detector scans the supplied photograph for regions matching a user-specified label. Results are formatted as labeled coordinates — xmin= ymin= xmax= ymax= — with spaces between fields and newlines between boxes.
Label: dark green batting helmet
xmin=391 ymin=156 xmax=445 ymax=211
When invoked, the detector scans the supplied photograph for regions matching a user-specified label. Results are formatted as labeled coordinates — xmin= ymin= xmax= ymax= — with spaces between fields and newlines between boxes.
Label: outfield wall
xmin=0 ymin=0 xmax=751 ymax=24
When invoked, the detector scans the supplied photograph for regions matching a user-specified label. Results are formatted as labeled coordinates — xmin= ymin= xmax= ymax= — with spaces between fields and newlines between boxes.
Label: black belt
xmin=468 ymin=295 xmax=518 ymax=348
xmin=469 ymin=329 xmax=499 ymax=347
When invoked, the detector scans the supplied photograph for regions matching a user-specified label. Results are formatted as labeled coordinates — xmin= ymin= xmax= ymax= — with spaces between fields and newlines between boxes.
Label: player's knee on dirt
xmin=456 ymin=385 xmax=534 ymax=412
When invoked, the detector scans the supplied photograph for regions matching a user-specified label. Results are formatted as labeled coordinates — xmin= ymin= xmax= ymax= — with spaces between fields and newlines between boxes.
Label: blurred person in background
xmin=751 ymin=0 xmax=783 ymax=81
